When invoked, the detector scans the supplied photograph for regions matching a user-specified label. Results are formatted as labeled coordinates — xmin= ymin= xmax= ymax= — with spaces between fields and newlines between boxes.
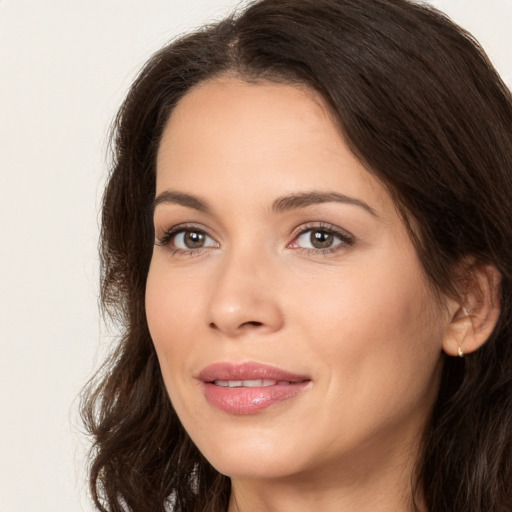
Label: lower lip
xmin=202 ymin=381 xmax=310 ymax=414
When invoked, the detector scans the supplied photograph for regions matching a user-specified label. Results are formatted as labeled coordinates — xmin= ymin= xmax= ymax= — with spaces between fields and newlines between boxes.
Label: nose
xmin=206 ymin=250 xmax=285 ymax=338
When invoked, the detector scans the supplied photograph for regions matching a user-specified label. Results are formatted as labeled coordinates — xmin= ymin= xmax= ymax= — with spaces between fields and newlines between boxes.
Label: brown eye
xmin=160 ymin=228 xmax=218 ymax=251
xmin=183 ymin=230 xmax=206 ymax=248
xmin=290 ymin=225 xmax=353 ymax=253
xmin=310 ymin=230 xmax=334 ymax=249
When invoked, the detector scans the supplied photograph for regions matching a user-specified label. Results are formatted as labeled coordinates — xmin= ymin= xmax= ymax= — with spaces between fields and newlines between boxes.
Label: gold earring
xmin=458 ymin=306 xmax=469 ymax=357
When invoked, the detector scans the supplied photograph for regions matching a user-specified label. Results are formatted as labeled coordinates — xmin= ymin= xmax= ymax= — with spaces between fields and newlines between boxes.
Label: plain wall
xmin=0 ymin=1 xmax=510 ymax=511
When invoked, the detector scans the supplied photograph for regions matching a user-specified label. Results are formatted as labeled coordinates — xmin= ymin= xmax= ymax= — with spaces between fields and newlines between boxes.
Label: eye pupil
xmin=311 ymin=230 xmax=333 ymax=248
xmin=184 ymin=231 xmax=205 ymax=248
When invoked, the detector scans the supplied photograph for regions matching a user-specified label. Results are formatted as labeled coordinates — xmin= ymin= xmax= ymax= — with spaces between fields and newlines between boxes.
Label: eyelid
xmin=154 ymin=221 xmax=354 ymax=256
xmin=155 ymin=223 xmax=219 ymax=252
xmin=288 ymin=222 xmax=355 ymax=251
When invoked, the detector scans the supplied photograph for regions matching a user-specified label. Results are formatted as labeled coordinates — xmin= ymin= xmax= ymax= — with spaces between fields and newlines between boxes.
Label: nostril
xmin=244 ymin=321 xmax=263 ymax=327
xmin=208 ymin=320 xmax=263 ymax=331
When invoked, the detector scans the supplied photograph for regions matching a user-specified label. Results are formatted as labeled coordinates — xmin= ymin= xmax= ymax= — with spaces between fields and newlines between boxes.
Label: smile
xmin=199 ymin=362 xmax=311 ymax=414
xmin=213 ymin=379 xmax=293 ymax=387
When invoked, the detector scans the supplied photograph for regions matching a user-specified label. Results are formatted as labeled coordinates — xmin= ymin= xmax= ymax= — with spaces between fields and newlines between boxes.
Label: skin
xmin=146 ymin=78 xmax=457 ymax=512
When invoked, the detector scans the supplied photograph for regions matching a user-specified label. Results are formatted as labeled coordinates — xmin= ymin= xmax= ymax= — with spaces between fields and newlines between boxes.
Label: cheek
xmin=145 ymin=264 xmax=203 ymax=384
xmin=291 ymin=260 xmax=435 ymax=346
xmin=289 ymin=252 xmax=445 ymax=411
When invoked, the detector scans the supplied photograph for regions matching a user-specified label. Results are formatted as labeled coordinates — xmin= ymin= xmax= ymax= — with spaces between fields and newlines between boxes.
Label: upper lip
xmin=198 ymin=362 xmax=310 ymax=383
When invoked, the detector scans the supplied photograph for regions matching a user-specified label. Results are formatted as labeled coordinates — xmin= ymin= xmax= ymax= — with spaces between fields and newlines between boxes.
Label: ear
xmin=442 ymin=262 xmax=501 ymax=357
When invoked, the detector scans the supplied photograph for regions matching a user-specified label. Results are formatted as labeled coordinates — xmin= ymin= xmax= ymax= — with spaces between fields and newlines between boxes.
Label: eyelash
xmin=155 ymin=222 xmax=355 ymax=256
xmin=155 ymin=223 xmax=215 ymax=256
xmin=290 ymin=222 xmax=355 ymax=255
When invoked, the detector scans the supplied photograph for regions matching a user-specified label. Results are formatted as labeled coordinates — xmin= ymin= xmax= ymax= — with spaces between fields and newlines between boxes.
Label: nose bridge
xmin=206 ymin=241 xmax=283 ymax=336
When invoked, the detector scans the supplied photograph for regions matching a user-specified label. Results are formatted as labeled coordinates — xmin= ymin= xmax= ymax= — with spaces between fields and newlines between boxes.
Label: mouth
xmin=212 ymin=379 xmax=295 ymax=388
xmin=198 ymin=362 xmax=311 ymax=414
xmin=198 ymin=361 xmax=310 ymax=383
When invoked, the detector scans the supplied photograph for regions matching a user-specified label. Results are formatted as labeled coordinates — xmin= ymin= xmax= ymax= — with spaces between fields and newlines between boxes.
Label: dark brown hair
xmin=81 ymin=1 xmax=512 ymax=511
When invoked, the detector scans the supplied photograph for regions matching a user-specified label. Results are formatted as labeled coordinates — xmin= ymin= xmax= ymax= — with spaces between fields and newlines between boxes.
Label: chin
xmin=191 ymin=426 xmax=308 ymax=479
xmin=210 ymin=453 xmax=304 ymax=481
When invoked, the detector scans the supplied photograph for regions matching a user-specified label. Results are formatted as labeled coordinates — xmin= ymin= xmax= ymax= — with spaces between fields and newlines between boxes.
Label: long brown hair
xmin=81 ymin=1 xmax=512 ymax=511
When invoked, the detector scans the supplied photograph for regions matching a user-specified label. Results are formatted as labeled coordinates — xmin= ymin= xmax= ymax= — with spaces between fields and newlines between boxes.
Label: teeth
xmin=213 ymin=379 xmax=282 ymax=387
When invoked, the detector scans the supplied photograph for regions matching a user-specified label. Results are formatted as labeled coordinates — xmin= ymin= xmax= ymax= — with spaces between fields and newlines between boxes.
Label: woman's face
xmin=146 ymin=78 xmax=450 ymax=481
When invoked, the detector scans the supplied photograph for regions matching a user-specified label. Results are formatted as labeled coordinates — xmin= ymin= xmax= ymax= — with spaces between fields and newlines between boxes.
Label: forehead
xmin=157 ymin=77 xmax=336 ymax=163
xmin=155 ymin=77 xmax=392 ymax=217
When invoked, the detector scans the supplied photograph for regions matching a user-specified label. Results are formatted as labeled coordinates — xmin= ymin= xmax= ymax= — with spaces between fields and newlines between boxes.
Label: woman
xmin=81 ymin=0 xmax=512 ymax=511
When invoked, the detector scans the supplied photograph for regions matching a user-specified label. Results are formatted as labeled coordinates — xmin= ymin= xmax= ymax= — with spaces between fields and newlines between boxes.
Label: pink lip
xmin=198 ymin=362 xmax=311 ymax=415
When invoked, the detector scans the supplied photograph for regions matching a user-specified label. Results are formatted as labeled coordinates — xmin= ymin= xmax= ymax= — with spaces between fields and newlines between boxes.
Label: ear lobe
xmin=442 ymin=263 xmax=501 ymax=357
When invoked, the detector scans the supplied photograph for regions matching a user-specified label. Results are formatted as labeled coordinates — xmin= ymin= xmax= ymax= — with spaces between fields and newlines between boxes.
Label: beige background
xmin=0 ymin=1 xmax=510 ymax=510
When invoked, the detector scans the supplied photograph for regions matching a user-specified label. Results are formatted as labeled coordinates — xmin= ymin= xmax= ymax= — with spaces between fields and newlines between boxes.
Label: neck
xmin=227 ymin=428 xmax=426 ymax=512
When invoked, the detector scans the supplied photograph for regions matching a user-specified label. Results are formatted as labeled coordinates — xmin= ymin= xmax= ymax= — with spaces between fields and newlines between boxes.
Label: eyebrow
xmin=271 ymin=191 xmax=377 ymax=216
xmin=151 ymin=190 xmax=377 ymax=217
xmin=151 ymin=191 xmax=210 ymax=213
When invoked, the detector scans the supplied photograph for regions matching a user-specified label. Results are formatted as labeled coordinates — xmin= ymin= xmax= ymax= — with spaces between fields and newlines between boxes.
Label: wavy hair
xmin=81 ymin=1 xmax=512 ymax=511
